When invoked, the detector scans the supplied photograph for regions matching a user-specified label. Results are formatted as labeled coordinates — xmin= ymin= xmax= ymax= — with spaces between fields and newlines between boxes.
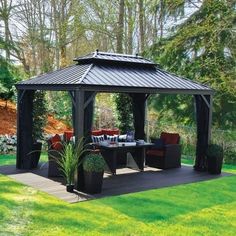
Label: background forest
xmin=0 ymin=0 xmax=235 ymax=162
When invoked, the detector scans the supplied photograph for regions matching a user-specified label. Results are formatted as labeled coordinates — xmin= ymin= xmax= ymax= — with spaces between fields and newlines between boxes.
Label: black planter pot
xmin=66 ymin=184 xmax=74 ymax=192
xmin=31 ymin=142 xmax=42 ymax=168
xmin=207 ymin=155 xmax=223 ymax=174
xmin=84 ymin=170 xmax=104 ymax=194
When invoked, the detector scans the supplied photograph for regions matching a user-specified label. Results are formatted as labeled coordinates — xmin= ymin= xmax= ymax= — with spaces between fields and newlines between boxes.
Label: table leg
xmin=128 ymin=147 xmax=145 ymax=171
xmin=101 ymin=149 xmax=117 ymax=175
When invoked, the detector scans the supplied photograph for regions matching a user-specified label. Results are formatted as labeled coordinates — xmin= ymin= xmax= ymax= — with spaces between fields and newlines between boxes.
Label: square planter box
xmin=84 ymin=170 xmax=104 ymax=194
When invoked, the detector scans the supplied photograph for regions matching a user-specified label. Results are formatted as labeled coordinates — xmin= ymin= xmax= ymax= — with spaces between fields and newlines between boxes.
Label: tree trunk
xmin=159 ymin=0 xmax=164 ymax=39
xmin=127 ymin=3 xmax=133 ymax=54
xmin=0 ymin=0 xmax=12 ymax=60
xmin=51 ymin=0 xmax=60 ymax=69
xmin=138 ymin=0 xmax=144 ymax=53
xmin=116 ymin=0 xmax=125 ymax=53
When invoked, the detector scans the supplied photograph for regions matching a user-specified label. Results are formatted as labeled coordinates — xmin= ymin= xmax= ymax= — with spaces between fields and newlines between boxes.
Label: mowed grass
xmin=0 ymin=168 xmax=236 ymax=235
xmin=0 ymin=153 xmax=48 ymax=166
xmin=181 ymin=158 xmax=236 ymax=174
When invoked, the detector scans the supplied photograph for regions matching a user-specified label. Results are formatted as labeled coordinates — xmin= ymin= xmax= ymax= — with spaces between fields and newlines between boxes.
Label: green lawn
xmin=0 ymin=173 xmax=235 ymax=235
xmin=0 ymin=154 xmax=235 ymax=235
xmin=0 ymin=153 xmax=48 ymax=166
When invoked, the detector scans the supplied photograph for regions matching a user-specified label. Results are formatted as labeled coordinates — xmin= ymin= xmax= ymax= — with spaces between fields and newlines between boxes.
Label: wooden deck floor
xmin=0 ymin=163 xmax=231 ymax=203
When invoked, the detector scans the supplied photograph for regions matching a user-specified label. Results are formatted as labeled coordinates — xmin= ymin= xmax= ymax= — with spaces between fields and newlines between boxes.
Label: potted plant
xmin=83 ymin=153 xmax=106 ymax=194
xmin=53 ymin=138 xmax=85 ymax=192
xmin=206 ymin=144 xmax=223 ymax=174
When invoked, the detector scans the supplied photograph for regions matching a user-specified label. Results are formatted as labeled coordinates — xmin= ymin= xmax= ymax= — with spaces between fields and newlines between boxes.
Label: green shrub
xmin=206 ymin=144 xmax=223 ymax=158
xmin=83 ymin=154 xmax=106 ymax=172
xmin=224 ymin=148 xmax=236 ymax=164
xmin=32 ymin=91 xmax=47 ymax=142
xmin=114 ymin=93 xmax=133 ymax=133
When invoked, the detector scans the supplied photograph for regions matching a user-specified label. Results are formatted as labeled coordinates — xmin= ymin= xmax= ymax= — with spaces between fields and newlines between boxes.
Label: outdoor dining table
xmin=98 ymin=142 xmax=153 ymax=175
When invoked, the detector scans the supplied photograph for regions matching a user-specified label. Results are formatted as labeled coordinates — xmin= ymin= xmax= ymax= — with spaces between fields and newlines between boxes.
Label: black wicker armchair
xmin=146 ymin=132 xmax=181 ymax=169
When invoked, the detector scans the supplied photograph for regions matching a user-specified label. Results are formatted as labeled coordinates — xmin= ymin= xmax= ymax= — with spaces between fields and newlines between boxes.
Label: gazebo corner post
xmin=16 ymin=89 xmax=35 ymax=169
xmin=194 ymin=94 xmax=212 ymax=171
xmin=73 ymin=89 xmax=85 ymax=191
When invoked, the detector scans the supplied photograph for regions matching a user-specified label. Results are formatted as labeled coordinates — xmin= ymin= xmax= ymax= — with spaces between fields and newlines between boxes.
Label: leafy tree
xmin=114 ymin=94 xmax=133 ymax=133
xmin=149 ymin=0 xmax=236 ymax=129
xmin=32 ymin=91 xmax=47 ymax=142
xmin=46 ymin=91 xmax=72 ymax=127
xmin=0 ymin=56 xmax=21 ymax=106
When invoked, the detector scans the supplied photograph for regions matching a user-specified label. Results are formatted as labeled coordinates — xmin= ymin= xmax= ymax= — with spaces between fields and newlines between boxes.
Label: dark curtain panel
xmin=84 ymin=91 xmax=95 ymax=143
xmin=194 ymin=95 xmax=210 ymax=171
xmin=130 ymin=93 xmax=146 ymax=140
xmin=16 ymin=89 xmax=35 ymax=169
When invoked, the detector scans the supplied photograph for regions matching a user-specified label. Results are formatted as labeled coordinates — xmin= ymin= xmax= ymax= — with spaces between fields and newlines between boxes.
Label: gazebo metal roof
xmin=16 ymin=51 xmax=213 ymax=95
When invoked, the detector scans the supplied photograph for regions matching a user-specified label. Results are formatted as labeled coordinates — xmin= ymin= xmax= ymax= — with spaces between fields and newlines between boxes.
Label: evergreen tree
xmin=32 ymin=91 xmax=47 ymax=142
xmin=150 ymin=0 xmax=236 ymax=129
xmin=0 ymin=57 xmax=21 ymax=106
xmin=114 ymin=94 xmax=133 ymax=133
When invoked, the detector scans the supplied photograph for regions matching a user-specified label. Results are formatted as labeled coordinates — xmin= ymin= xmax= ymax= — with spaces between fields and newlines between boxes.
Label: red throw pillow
xmin=64 ymin=131 xmax=73 ymax=142
xmin=50 ymin=134 xmax=63 ymax=150
xmin=110 ymin=129 xmax=120 ymax=135
xmin=160 ymin=132 xmax=180 ymax=145
xmin=101 ymin=129 xmax=110 ymax=135
xmin=91 ymin=130 xmax=103 ymax=136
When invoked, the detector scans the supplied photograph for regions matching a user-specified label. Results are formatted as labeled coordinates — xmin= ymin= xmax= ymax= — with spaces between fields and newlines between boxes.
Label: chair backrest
xmin=64 ymin=131 xmax=73 ymax=142
xmin=48 ymin=134 xmax=63 ymax=150
xmin=160 ymin=132 xmax=180 ymax=145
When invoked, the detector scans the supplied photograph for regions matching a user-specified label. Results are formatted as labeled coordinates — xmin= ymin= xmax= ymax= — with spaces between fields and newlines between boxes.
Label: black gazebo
xmin=15 ymin=51 xmax=213 ymax=189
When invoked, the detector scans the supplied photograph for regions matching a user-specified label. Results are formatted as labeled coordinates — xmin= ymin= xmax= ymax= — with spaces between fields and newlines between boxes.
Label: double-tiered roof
xmin=16 ymin=50 xmax=213 ymax=95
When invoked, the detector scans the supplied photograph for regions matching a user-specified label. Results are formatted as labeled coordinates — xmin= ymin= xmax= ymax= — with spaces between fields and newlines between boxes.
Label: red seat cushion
xmin=50 ymin=134 xmax=63 ymax=150
xmin=160 ymin=132 xmax=180 ymax=145
xmin=91 ymin=130 xmax=103 ymax=136
xmin=146 ymin=149 xmax=164 ymax=157
xmin=64 ymin=131 xmax=73 ymax=142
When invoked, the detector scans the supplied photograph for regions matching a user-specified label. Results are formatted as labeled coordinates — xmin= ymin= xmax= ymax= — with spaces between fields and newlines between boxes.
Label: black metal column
xmin=16 ymin=89 xmax=35 ymax=169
